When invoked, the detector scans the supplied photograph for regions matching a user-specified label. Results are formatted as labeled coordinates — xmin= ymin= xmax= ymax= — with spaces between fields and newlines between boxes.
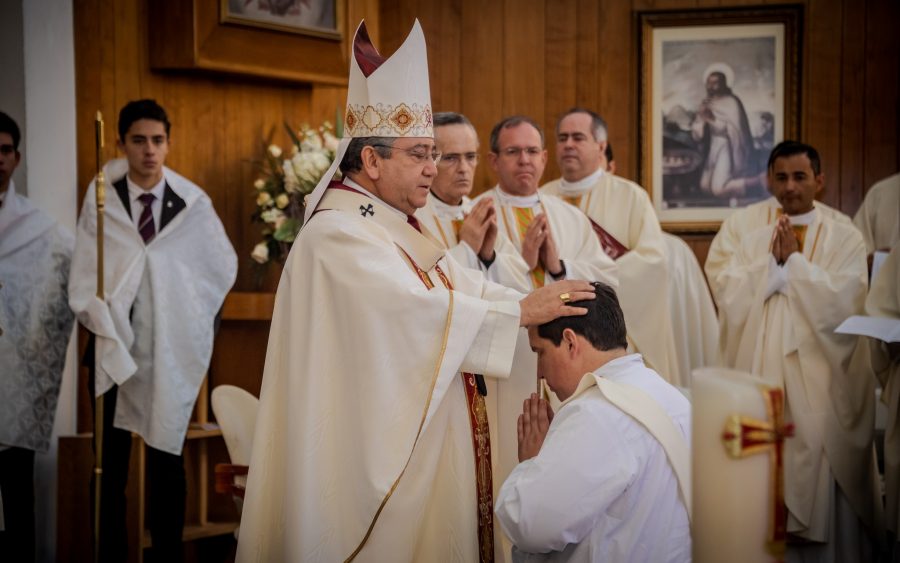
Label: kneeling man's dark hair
xmin=537 ymin=281 xmax=627 ymax=351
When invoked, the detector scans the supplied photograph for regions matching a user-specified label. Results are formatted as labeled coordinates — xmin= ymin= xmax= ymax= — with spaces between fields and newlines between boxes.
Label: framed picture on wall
xmin=221 ymin=0 xmax=341 ymax=39
xmin=638 ymin=6 xmax=802 ymax=230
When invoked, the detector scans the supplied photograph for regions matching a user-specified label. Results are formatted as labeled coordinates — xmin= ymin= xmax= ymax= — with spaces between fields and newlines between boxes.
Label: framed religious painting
xmin=221 ymin=0 xmax=342 ymax=39
xmin=638 ymin=6 xmax=802 ymax=231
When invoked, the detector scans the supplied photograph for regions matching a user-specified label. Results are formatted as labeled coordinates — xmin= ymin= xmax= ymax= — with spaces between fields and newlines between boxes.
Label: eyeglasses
xmin=497 ymin=146 xmax=543 ymax=159
xmin=371 ymin=143 xmax=441 ymax=165
xmin=437 ymin=152 xmax=479 ymax=167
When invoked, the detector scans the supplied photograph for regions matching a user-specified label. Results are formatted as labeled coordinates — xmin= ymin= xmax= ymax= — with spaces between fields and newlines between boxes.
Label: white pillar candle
xmin=693 ymin=367 xmax=788 ymax=563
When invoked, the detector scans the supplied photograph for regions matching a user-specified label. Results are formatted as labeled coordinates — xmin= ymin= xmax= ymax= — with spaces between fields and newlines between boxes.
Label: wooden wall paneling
xmin=543 ymin=0 xmax=579 ymax=180
xmin=803 ymin=0 xmax=843 ymax=210
xmin=311 ymin=85 xmax=348 ymax=124
xmin=460 ymin=0 xmax=505 ymax=195
xmin=596 ymin=0 xmax=632 ymax=178
xmin=502 ymin=0 xmax=546 ymax=119
xmin=208 ymin=322 xmax=270 ymax=399
xmin=434 ymin=0 xmax=464 ymax=113
xmin=574 ymin=0 xmax=600 ymax=113
xmin=838 ymin=0 xmax=866 ymax=214
xmin=348 ymin=0 xmax=381 ymax=47
xmin=862 ymin=0 xmax=900 ymax=193
xmin=114 ymin=0 xmax=144 ymax=101
xmin=377 ymin=0 xmax=416 ymax=53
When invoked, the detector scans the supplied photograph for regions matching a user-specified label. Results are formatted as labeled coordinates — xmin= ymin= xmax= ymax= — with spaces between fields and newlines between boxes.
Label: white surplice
xmin=712 ymin=208 xmax=881 ymax=549
xmin=542 ymin=171 xmax=681 ymax=384
xmin=853 ymin=172 xmax=900 ymax=253
xmin=662 ymin=232 xmax=719 ymax=386
xmin=68 ymin=159 xmax=237 ymax=454
xmin=705 ymin=196 xmax=852 ymax=301
xmin=0 ymin=182 xmax=75 ymax=452
xmin=865 ymin=245 xmax=900 ymax=542
xmin=495 ymin=354 xmax=691 ymax=563
xmin=470 ymin=186 xmax=618 ymax=493
xmin=236 ymin=183 xmax=524 ymax=562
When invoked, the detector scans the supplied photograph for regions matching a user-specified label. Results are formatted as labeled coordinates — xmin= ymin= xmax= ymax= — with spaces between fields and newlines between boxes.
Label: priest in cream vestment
xmin=416 ymin=111 xmax=527 ymax=288
xmin=236 ymin=22 xmax=596 ymax=563
xmin=853 ymin=172 xmax=899 ymax=255
xmin=541 ymin=109 xmax=681 ymax=385
xmin=864 ymin=245 xmax=900 ymax=549
xmin=471 ymin=116 xmax=617 ymax=506
xmin=711 ymin=142 xmax=880 ymax=560
xmin=415 ymin=111 xmax=533 ymax=562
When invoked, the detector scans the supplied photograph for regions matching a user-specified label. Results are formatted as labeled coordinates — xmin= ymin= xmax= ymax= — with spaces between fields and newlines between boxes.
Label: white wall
xmin=20 ymin=1 xmax=79 ymax=562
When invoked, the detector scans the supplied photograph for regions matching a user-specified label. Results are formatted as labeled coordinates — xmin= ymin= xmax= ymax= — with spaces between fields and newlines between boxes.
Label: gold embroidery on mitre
xmin=361 ymin=106 xmax=384 ymax=131
xmin=346 ymin=103 xmax=434 ymax=137
xmin=389 ymin=103 xmax=415 ymax=134
xmin=345 ymin=108 xmax=359 ymax=134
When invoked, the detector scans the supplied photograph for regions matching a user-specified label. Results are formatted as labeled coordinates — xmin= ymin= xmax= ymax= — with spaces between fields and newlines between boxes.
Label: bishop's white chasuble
xmin=236 ymin=183 xmax=523 ymax=562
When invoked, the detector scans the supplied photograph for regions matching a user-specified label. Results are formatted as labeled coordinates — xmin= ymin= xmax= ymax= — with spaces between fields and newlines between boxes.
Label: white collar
xmin=558 ymin=167 xmax=605 ymax=195
xmin=785 ymin=207 xmax=817 ymax=226
xmin=561 ymin=353 xmax=642 ymax=407
xmin=343 ymin=176 xmax=408 ymax=220
xmin=126 ymin=174 xmax=166 ymax=203
xmin=494 ymin=185 xmax=540 ymax=208
xmin=429 ymin=192 xmax=468 ymax=220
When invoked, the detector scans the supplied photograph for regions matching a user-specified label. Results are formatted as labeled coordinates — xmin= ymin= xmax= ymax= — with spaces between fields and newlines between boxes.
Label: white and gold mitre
xmin=303 ymin=18 xmax=433 ymax=222
xmin=345 ymin=19 xmax=433 ymax=138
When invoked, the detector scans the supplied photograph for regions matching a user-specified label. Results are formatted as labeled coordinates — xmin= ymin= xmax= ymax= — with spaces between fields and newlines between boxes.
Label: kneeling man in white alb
xmin=495 ymin=281 xmax=692 ymax=562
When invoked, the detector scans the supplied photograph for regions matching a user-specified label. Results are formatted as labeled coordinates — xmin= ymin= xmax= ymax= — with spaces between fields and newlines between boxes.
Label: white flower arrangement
xmin=251 ymin=121 xmax=340 ymax=265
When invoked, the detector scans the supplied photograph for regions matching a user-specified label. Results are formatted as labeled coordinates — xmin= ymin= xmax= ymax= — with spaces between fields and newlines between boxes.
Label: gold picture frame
xmin=638 ymin=6 xmax=802 ymax=231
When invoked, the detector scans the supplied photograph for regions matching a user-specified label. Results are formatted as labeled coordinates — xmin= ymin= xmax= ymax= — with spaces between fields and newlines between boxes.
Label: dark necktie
xmin=138 ymin=193 xmax=156 ymax=244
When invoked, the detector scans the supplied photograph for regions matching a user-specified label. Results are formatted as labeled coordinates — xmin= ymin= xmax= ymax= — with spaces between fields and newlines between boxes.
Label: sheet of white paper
xmin=835 ymin=315 xmax=900 ymax=342
xmin=871 ymin=250 xmax=888 ymax=282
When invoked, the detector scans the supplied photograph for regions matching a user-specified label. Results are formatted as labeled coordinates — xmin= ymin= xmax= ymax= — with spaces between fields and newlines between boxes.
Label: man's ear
xmin=562 ymin=328 xmax=579 ymax=355
xmin=360 ymin=145 xmax=382 ymax=182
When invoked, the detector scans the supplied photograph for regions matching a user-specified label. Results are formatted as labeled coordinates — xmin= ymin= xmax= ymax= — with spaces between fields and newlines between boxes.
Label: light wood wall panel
xmin=380 ymin=0 xmax=900 ymax=219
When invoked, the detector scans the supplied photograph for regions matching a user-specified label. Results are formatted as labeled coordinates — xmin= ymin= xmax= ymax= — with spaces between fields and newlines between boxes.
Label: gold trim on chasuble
xmin=354 ymin=245 xmax=495 ymax=562
xmin=432 ymin=215 xmax=465 ymax=249
xmin=499 ymin=203 xmax=546 ymax=288
xmin=345 ymin=286 xmax=453 ymax=562
xmin=721 ymin=386 xmax=794 ymax=560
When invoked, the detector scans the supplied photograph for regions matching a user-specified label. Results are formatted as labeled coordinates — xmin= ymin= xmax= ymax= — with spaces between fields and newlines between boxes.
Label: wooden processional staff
xmin=92 ymin=111 xmax=106 ymax=563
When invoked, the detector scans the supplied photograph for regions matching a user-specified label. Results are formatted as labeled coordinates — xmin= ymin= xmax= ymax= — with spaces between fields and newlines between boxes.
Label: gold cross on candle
xmin=721 ymin=387 xmax=794 ymax=560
